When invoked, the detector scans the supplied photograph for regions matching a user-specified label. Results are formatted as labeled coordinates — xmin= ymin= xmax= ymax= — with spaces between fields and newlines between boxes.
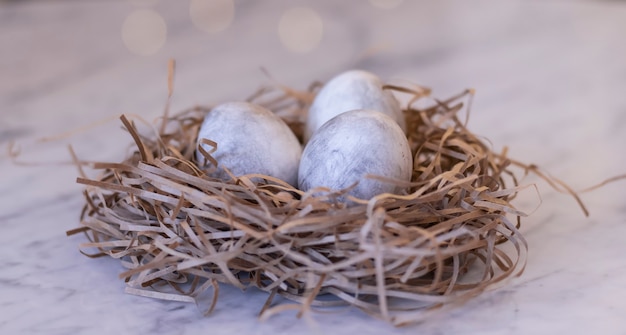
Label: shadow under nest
xmin=67 ymin=82 xmax=533 ymax=326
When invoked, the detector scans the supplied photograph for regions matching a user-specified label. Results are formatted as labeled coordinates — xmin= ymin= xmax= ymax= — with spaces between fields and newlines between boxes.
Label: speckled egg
xmin=298 ymin=109 xmax=412 ymax=201
xmin=196 ymin=102 xmax=302 ymax=186
xmin=304 ymin=70 xmax=405 ymax=143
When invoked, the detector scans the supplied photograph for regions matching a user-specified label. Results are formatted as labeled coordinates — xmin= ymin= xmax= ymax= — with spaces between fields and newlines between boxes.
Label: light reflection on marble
xmin=1 ymin=1 xmax=625 ymax=334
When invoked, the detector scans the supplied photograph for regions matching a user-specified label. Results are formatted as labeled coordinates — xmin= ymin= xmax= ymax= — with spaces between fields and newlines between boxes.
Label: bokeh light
xmin=369 ymin=0 xmax=403 ymax=10
xmin=190 ymin=0 xmax=235 ymax=34
xmin=128 ymin=0 xmax=158 ymax=7
xmin=278 ymin=7 xmax=323 ymax=53
xmin=121 ymin=9 xmax=167 ymax=56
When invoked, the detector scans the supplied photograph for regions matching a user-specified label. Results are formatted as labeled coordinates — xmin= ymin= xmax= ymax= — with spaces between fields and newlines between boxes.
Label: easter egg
xmin=195 ymin=102 xmax=302 ymax=186
xmin=304 ymin=70 xmax=405 ymax=142
xmin=298 ymin=109 xmax=412 ymax=201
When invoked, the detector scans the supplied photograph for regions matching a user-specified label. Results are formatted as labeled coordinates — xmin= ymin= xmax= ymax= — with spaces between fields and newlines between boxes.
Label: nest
xmin=67 ymin=76 xmax=555 ymax=326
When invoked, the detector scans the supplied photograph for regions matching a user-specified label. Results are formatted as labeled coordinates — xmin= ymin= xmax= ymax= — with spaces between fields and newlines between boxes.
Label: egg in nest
xmin=304 ymin=70 xmax=405 ymax=143
xmin=196 ymin=102 xmax=302 ymax=186
xmin=298 ymin=109 xmax=412 ymax=202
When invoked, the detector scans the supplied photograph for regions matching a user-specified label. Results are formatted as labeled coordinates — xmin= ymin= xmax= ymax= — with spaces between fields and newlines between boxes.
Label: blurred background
xmin=3 ymin=0 xmax=625 ymax=194
xmin=2 ymin=0 xmax=625 ymax=165
xmin=3 ymin=0 xmax=626 ymax=234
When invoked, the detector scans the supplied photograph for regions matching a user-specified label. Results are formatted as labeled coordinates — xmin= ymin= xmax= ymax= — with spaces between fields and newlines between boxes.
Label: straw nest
xmin=67 ymin=76 xmax=548 ymax=326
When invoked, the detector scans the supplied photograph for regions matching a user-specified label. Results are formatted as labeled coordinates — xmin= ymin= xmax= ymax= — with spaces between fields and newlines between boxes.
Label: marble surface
xmin=2 ymin=0 xmax=626 ymax=334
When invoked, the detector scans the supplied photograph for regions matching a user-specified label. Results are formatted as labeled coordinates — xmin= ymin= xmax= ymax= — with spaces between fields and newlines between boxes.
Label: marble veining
xmin=1 ymin=0 xmax=626 ymax=334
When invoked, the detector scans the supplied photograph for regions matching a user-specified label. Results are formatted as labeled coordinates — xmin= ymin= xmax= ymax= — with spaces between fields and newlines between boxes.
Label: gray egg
xmin=196 ymin=102 xmax=302 ymax=186
xmin=298 ymin=109 xmax=413 ymax=201
xmin=304 ymin=70 xmax=405 ymax=143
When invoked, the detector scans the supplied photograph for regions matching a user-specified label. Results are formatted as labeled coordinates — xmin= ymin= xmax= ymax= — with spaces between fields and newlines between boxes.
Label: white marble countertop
xmin=2 ymin=0 xmax=626 ymax=334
